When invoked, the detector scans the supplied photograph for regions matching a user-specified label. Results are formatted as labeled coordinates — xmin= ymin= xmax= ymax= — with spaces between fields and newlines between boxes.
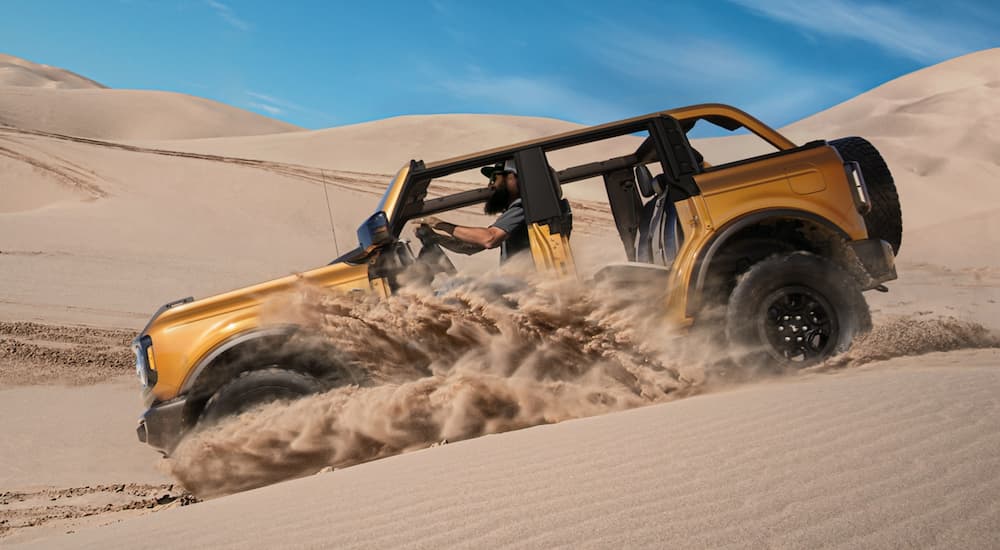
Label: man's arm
xmin=419 ymin=217 xmax=510 ymax=250
xmin=450 ymin=200 xmax=524 ymax=249
xmin=435 ymin=234 xmax=486 ymax=255
xmin=453 ymin=226 xmax=508 ymax=249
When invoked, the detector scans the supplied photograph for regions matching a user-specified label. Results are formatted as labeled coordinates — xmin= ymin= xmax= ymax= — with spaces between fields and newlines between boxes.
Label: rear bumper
xmin=849 ymin=238 xmax=897 ymax=288
xmin=137 ymin=396 xmax=188 ymax=454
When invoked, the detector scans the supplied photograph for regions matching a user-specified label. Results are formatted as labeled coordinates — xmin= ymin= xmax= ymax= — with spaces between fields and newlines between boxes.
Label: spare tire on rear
xmin=830 ymin=136 xmax=903 ymax=255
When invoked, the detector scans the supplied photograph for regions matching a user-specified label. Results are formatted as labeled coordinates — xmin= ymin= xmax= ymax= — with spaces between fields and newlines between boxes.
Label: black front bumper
xmin=849 ymin=238 xmax=897 ymax=288
xmin=137 ymin=396 xmax=188 ymax=454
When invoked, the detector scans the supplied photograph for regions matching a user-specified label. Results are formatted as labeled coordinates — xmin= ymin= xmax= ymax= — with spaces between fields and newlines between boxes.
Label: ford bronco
xmin=133 ymin=104 xmax=901 ymax=453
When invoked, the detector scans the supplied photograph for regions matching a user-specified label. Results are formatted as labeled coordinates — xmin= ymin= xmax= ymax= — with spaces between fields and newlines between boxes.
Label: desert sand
xmin=1 ymin=49 xmax=999 ymax=547
xmin=15 ymin=351 xmax=1000 ymax=549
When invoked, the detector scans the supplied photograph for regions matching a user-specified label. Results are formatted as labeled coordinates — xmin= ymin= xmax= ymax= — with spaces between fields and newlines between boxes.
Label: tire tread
xmin=830 ymin=136 xmax=903 ymax=254
xmin=199 ymin=367 xmax=324 ymax=425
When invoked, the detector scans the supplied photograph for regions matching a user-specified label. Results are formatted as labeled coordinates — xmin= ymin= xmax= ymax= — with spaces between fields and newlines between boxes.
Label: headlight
xmin=132 ymin=335 xmax=157 ymax=387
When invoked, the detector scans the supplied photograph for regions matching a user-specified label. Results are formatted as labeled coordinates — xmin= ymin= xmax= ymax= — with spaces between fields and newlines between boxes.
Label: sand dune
xmin=0 ymin=123 xmax=612 ymax=327
xmin=145 ymin=113 xmax=584 ymax=174
xmin=0 ymin=87 xmax=302 ymax=140
xmin=0 ymin=53 xmax=105 ymax=90
xmin=0 ymin=378 xmax=166 ymax=488
xmin=0 ymin=125 xmax=381 ymax=326
xmin=1 ymin=49 xmax=999 ymax=547
xmin=11 ymin=352 xmax=1000 ymax=549
xmin=0 ymin=54 xmax=300 ymax=140
xmin=0 ymin=378 xmax=181 ymax=545
xmin=3 ymin=49 xmax=996 ymax=326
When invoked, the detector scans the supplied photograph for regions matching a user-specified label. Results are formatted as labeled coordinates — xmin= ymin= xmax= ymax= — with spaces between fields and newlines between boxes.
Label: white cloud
xmin=439 ymin=72 xmax=628 ymax=124
xmin=244 ymin=90 xmax=332 ymax=123
xmin=591 ymin=32 xmax=767 ymax=84
xmin=728 ymin=0 xmax=992 ymax=62
xmin=246 ymin=91 xmax=303 ymax=111
xmin=205 ymin=0 xmax=251 ymax=32
xmin=247 ymin=101 xmax=282 ymax=115
xmin=581 ymin=24 xmax=857 ymax=126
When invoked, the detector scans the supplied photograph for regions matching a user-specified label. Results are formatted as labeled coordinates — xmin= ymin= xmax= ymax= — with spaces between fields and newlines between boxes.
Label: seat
xmin=634 ymin=165 xmax=681 ymax=266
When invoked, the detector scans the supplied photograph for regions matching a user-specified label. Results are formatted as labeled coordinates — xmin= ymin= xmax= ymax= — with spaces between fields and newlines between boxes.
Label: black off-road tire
xmin=829 ymin=136 xmax=902 ymax=254
xmin=726 ymin=252 xmax=871 ymax=370
xmin=199 ymin=368 xmax=325 ymax=425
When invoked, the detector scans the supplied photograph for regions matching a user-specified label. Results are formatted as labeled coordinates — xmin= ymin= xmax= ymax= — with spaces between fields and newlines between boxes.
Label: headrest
xmin=635 ymin=165 xmax=654 ymax=198
xmin=636 ymin=165 xmax=667 ymax=197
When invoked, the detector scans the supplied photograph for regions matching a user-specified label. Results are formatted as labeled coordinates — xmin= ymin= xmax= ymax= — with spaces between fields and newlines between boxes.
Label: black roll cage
xmin=389 ymin=113 xmax=702 ymax=237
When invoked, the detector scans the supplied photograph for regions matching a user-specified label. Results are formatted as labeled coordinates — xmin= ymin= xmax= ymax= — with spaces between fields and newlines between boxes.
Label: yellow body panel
xmin=695 ymin=145 xmax=867 ymax=240
xmin=661 ymin=196 xmax=716 ymax=327
xmin=527 ymin=223 xmax=577 ymax=277
xmin=145 ymin=261 xmax=372 ymax=401
xmin=376 ymin=164 xmax=411 ymax=225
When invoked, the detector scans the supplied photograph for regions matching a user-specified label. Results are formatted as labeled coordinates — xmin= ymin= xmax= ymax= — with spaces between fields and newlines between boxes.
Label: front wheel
xmin=198 ymin=368 xmax=325 ymax=426
xmin=725 ymin=252 xmax=871 ymax=370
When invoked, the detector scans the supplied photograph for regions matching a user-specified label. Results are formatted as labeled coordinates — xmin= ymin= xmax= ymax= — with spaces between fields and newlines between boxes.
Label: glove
xmin=417 ymin=216 xmax=443 ymax=228
xmin=417 ymin=216 xmax=456 ymax=235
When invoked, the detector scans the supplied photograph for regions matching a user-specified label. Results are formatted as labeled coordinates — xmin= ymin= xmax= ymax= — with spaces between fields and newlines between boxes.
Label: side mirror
xmin=357 ymin=211 xmax=392 ymax=251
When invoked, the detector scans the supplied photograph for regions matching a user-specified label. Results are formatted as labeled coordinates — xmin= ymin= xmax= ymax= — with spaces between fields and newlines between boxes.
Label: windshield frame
xmin=374 ymin=163 xmax=412 ymax=222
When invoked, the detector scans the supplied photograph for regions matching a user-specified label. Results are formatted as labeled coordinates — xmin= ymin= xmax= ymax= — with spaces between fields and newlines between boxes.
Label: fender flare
xmin=685 ymin=208 xmax=850 ymax=316
xmin=178 ymin=324 xmax=301 ymax=394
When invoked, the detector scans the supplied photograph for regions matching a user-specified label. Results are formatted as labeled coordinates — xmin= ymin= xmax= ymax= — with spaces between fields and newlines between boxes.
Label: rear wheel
xmin=830 ymin=136 xmax=902 ymax=254
xmin=725 ymin=252 xmax=870 ymax=370
xmin=199 ymin=368 xmax=325 ymax=425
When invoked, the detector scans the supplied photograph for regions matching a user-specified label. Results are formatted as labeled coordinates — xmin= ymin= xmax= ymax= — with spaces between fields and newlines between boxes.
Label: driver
xmin=418 ymin=160 xmax=529 ymax=263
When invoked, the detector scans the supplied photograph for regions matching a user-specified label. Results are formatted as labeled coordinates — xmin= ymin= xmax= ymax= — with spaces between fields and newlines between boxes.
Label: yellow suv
xmin=134 ymin=104 xmax=900 ymax=453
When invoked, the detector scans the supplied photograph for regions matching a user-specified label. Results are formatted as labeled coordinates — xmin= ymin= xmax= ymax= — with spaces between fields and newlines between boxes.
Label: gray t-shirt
xmin=489 ymin=198 xmax=530 ymax=262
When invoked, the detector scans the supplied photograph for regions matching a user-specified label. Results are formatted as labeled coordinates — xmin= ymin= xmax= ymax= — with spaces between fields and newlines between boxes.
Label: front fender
xmin=178 ymin=324 xmax=301 ymax=395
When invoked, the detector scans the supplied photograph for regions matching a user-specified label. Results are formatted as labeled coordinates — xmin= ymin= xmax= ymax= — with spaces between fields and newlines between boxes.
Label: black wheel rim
xmin=758 ymin=286 xmax=839 ymax=363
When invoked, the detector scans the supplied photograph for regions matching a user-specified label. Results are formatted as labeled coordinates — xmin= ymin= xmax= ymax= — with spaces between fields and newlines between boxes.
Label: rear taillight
xmin=845 ymin=161 xmax=871 ymax=215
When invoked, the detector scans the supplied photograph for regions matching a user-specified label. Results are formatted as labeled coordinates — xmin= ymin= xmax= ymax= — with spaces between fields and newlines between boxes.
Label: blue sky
xmin=3 ymin=1 xmax=998 ymax=129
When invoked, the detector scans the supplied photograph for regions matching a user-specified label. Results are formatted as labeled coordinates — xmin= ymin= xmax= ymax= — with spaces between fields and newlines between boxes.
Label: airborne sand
xmin=1 ymin=49 xmax=999 ymax=547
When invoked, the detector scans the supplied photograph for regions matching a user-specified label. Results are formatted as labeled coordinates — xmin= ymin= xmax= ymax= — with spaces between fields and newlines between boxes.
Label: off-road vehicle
xmin=133 ymin=103 xmax=900 ymax=453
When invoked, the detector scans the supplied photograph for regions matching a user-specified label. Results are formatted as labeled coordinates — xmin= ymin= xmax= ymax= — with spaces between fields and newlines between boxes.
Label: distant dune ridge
xmin=0 ymin=50 xmax=999 ymax=548
xmin=0 ymin=53 xmax=106 ymax=89
xmin=1 ymin=48 xmax=997 ymax=325
xmin=0 ymin=53 xmax=301 ymax=140
xmin=146 ymin=113 xmax=587 ymax=174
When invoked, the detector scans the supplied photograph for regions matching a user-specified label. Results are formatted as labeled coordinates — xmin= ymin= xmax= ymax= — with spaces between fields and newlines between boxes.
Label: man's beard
xmin=484 ymin=185 xmax=511 ymax=215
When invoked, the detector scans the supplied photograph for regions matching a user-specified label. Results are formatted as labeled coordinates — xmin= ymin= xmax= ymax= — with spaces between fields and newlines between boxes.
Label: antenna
xmin=320 ymin=169 xmax=341 ymax=257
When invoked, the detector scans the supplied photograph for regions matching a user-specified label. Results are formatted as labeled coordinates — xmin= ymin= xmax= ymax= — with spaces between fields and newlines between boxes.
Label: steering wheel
xmin=414 ymin=224 xmax=457 ymax=276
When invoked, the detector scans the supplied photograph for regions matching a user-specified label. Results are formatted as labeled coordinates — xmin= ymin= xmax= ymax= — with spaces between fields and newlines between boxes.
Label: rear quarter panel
xmin=696 ymin=145 xmax=867 ymax=237
xmin=663 ymin=145 xmax=868 ymax=323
